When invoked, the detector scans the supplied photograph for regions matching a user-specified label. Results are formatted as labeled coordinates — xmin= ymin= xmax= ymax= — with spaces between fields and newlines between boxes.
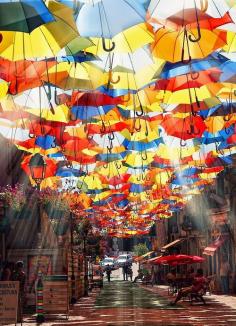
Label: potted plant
xmin=0 ymin=184 xmax=26 ymax=219
xmin=39 ymin=188 xmax=70 ymax=219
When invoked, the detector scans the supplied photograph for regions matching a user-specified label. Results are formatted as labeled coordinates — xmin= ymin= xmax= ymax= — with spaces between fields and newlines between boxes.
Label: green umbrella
xmin=0 ymin=0 xmax=54 ymax=33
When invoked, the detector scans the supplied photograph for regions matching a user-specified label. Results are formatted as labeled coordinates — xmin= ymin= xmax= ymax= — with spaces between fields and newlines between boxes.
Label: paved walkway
xmin=19 ymin=279 xmax=236 ymax=326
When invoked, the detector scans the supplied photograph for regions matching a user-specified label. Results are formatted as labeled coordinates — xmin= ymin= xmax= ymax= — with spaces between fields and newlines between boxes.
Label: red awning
xmin=203 ymin=237 xmax=226 ymax=256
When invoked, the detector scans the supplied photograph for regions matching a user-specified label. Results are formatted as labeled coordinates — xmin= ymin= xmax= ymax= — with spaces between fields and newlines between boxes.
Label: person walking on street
xmin=128 ymin=266 xmax=133 ymax=281
xmin=220 ymin=258 xmax=230 ymax=294
xmin=106 ymin=264 xmax=112 ymax=282
xmin=122 ymin=262 xmax=129 ymax=281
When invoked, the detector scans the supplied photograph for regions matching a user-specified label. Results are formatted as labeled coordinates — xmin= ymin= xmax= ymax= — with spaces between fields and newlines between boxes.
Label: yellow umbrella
xmin=78 ymin=174 xmax=107 ymax=190
xmin=223 ymin=31 xmax=236 ymax=52
xmin=119 ymin=87 xmax=163 ymax=113
xmin=204 ymin=116 xmax=226 ymax=133
xmin=87 ymin=23 xmax=154 ymax=55
xmin=151 ymin=28 xmax=227 ymax=63
xmin=0 ymin=80 xmax=9 ymax=99
xmin=0 ymin=1 xmax=80 ymax=60
xmin=125 ymin=151 xmax=155 ymax=168
xmin=44 ymin=62 xmax=108 ymax=90
xmin=27 ymin=104 xmax=69 ymax=123
xmin=95 ymin=160 xmax=127 ymax=177
xmin=121 ymin=119 xmax=159 ymax=142
xmin=155 ymin=85 xmax=220 ymax=105
xmin=103 ymin=62 xmax=162 ymax=90
xmin=155 ymin=143 xmax=200 ymax=160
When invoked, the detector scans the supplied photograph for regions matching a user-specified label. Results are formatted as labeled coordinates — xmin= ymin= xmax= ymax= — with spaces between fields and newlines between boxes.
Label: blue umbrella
xmin=160 ymin=52 xmax=229 ymax=79
xmin=77 ymin=0 xmax=146 ymax=39
xmin=219 ymin=61 xmax=236 ymax=83
xmin=71 ymin=105 xmax=114 ymax=120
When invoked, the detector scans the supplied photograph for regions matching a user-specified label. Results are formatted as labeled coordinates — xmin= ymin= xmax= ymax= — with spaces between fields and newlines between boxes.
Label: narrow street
xmin=22 ymin=275 xmax=236 ymax=326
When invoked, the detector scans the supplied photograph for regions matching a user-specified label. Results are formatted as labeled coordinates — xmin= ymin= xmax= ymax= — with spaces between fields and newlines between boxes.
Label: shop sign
xmin=0 ymin=281 xmax=19 ymax=325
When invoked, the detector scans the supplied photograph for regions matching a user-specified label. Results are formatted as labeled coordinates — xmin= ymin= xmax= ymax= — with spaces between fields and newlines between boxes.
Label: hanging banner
xmin=0 ymin=281 xmax=19 ymax=325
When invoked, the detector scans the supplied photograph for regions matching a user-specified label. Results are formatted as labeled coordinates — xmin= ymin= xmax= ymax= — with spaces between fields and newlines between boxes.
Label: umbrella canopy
xmin=77 ymin=0 xmax=146 ymax=38
xmin=0 ymin=0 xmax=54 ymax=32
xmin=152 ymin=254 xmax=205 ymax=265
xmin=0 ymin=1 xmax=80 ymax=60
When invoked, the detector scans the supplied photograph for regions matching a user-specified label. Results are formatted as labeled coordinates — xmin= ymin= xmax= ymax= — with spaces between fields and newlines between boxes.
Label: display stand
xmin=0 ymin=281 xmax=19 ymax=325
xmin=43 ymin=275 xmax=69 ymax=320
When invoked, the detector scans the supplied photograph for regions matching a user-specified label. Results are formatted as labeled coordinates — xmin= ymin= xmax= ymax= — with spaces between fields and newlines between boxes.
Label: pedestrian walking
xmin=106 ymin=264 xmax=112 ymax=282
xmin=128 ymin=266 xmax=133 ymax=281
xmin=122 ymin=262 xmax=128 ymax=281
xmin=220 ymin=258 xmax=230 ymax=294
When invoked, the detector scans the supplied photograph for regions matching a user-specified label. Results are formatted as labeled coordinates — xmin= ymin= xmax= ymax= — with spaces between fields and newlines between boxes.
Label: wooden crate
xmin=43 ymin=275 xmax=69 ymax=319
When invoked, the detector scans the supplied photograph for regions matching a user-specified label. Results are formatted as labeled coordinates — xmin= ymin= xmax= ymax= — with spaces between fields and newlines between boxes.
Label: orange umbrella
xmin=161 ymin=115 xmax=206 ymax=140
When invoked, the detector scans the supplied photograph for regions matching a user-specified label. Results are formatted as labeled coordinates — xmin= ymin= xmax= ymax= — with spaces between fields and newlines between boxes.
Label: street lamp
xmin=28 ymin=154 xmax=46 ymax=323
xmin=28 ymin=154 xmax=46 ymax=190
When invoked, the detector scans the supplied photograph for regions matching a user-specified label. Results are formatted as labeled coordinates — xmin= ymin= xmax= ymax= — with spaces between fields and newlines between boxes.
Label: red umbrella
xmin=155 ymin=68 xmax=221 ymax=92
xmin=152 ymin=254 xmax=205 ymax=265
xmin=70 ymin=91 xmax=125 ymax=106
xmin=161 ymin=115 xmax=206 ymax=140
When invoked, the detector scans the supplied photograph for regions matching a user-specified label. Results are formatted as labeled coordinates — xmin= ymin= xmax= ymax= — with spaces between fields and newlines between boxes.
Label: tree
xmin=133 ymin=243 xmax=149 ymax=257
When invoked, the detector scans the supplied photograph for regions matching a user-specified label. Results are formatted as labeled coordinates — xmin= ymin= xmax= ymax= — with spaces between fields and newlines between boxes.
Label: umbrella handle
xmin=108 ymin=70 xmax=120 ymax=84
xmin=100 ymin=121 xmax=106 ymax=134
xmin=107 ymin=144 xmax=113 ymax=153
xmin=66 ymin=160 xmax=72 ymax=168
xmin=51 ymin=138 xmax=57 ymax=148
xmin=122 ymin=92 xmax=131 ymax=103
xmin=29 ymin=133 xmax=35 ymax=139
xmin=108 ymin=132 xmax=115 ymax=141
xmin=195 ymin=95 xmax=201 ymax=108
xmin=181 ymin=47 xmax=192 ymax=64
xmin=180 ymin=139 xmax=187 ymax=147
xmin=49 ymin=102 xmax=55 ymax=115
xmin=187 ymin=124 xmax=200 ymax=135
xmin=190 ymin=104 xmax=197 ymax=117
xmin=87 ymin=133 xmax=93 ymax=140
xmin=190 ymin=71 xmax=199 ymax=80
xmin=145 ymin=175 xmax=151 ymax=182
xmin=141 ymin=151 xmax=147 ymax=161
xmin=225 ymin=127 xmax=231 ymax=135
xmin=189 ymin=13 xmax=201 ymax=42
xmin=134 ymin=120 xmax=142 ymax=132
xmin=102 ymin=38 xmax=115 ymax=52
xmin=200 ymin=0 xmax=208 ymax=12
xmin=136 ymin=104 xmax=144 ymax=117
xmin=54 ymin=89 xmax=61 ymax=105
xmin=115 ymin=162 xmax=122 ymax=170
xmin=216 ymin=143 xmax=224 ymax=155
xmin=223 ymin=114 xmax=231 ymax=122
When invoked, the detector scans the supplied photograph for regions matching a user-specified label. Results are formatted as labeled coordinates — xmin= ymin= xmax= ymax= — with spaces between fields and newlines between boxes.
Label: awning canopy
xmin=161 ymin=238 xmax=185 ymax=252
xmin=203 ymin=237 xmax=226 ymax=256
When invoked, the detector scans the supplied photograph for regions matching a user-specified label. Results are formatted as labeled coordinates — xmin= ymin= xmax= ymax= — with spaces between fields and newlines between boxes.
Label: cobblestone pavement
xmin=18 ymin=277 xmax=236 ymax=326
